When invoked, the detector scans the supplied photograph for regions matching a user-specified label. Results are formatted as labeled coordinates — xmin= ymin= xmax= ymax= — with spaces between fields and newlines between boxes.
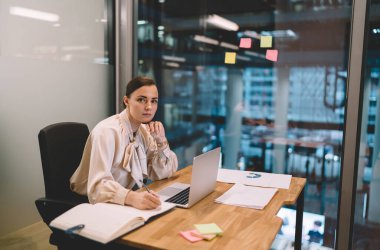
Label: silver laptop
xmin=158 ymin=147 xmax=221 ymax=208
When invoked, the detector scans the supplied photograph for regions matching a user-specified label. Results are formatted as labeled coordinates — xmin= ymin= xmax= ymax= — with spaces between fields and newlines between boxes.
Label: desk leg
xmin=320 ymin=146 xmax=327 ymax=214
xmin=261 ymin=142 xmax=266 ymax=171
xmin=295 ymin=188 xmax=304 ymax=250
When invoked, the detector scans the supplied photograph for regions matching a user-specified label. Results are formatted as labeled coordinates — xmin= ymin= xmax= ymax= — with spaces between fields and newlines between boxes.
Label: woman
xmin=70 ymin=76 xmax=178 ymax=210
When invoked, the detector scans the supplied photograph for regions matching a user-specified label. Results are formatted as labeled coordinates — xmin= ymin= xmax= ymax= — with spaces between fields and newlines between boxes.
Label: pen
xmin=139 ymin=179 xmax=152 ymax=193
xmin=65 ymin=224 xmax=85 ymax=234
xmin=139 ymin=179 xmax=161 ymax=200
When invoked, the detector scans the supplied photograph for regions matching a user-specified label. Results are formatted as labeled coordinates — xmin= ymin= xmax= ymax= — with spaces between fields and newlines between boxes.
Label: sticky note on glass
xmin=194 ymin=223 xmax=223 ymax=235
xmin=266 ymin=49 xmax=278 ymax=62
xmin=260 ymin=36 xmax=272 ymax=48
xmin=239 ymin=38 xmax=252 ymax=48
xmin=179 ymin=230 xmax=203 ymax=242
xmin=225 ymin=52 xmax=236 ymax=64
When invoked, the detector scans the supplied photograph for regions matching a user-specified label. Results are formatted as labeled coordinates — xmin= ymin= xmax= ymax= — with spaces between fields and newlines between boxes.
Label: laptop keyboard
xmin=165 ymin=187 xmax=190 ymax=205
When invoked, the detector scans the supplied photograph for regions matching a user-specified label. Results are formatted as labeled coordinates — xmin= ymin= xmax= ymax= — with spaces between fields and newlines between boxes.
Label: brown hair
xmin=125 ymin=76 xmax=156 ymax=98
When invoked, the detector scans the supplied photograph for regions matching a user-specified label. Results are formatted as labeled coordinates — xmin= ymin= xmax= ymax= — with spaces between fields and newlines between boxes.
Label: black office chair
xmin=35 ymin=122 xmax=89 ymax=227
xmin=36 ymin=123 xmax=139 ymax=250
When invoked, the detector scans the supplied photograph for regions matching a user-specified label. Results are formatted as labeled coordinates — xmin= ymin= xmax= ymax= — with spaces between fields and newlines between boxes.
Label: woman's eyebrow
xmin=136 ymin=95 xmax=158 ymax=99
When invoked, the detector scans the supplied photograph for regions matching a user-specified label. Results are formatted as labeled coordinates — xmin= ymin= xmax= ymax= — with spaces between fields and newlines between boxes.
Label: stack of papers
xmin=215 ymin=184 xmax=278 ymax=209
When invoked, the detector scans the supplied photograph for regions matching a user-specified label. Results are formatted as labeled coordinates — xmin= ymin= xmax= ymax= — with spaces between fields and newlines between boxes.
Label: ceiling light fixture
xmin=165 ymin=62 xmax=180 ymax=68
xmin=242 ymin=30 xmax=261 ymax=39
xmin=236 ymin=55 xmax=251 ymax=62
xmin=162 ymin=55 xmax=186 ymax=62
xmin=244 ymin=51 xmax=266 ymax=59
xmin=261 ymin=29 xmax=297 ymax=39
xmin=220 ymin=42 xmax=238 ymax=50
xmin=137 ymin=20 xmax=148 ymax=25
xmin=193 ymin=35 xmax=219 ymax=45
xmin=205 ymin=14 xmax=239 ymax=31
xmin=10 ymin=6 xmax=59 ymax=22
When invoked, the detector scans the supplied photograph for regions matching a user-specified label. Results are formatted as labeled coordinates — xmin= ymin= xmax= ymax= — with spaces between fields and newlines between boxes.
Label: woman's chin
xmin=141 ymin=117 xmax=153 ymax=123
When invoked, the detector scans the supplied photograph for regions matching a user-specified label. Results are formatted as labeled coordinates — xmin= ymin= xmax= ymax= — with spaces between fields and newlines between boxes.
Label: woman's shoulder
xmin=91 ymin=114 xmax=121 ymax=137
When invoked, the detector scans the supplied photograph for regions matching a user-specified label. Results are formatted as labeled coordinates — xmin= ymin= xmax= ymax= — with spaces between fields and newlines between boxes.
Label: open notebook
xmin=50 ymin=202 xmax=176 ymax=244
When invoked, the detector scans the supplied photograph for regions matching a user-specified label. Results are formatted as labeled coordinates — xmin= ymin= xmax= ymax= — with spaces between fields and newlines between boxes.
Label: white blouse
xmin=70 ymin=109 xmax=178 ymax=205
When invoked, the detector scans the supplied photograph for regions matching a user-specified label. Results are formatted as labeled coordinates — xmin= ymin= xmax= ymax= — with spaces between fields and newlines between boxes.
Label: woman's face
xmin=124 ymin=85 xmax=158 ymax=125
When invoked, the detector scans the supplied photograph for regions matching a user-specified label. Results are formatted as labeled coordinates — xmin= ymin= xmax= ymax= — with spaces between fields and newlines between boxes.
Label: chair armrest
xmin=35 ymin=197 xmax=86 ymax=226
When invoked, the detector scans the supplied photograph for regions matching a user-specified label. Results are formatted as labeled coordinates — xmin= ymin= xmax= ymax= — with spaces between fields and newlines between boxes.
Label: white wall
xmin=0 ymin=0 xmax=113 ymax=235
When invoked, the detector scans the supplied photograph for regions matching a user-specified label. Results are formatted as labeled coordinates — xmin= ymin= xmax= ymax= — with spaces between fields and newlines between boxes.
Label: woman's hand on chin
xmin=147 ymin=121 xmax=166 ymax=143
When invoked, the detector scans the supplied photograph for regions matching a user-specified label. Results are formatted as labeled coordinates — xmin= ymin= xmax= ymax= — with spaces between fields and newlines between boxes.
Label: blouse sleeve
xmin=142 ymin=126 xmax=178 ymax=180
xmin=85 ymin=129 xmax=130 ymax=205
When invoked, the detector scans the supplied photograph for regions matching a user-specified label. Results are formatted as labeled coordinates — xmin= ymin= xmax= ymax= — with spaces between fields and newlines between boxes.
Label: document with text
xmin=217 ymin=168 xmax=291 ymax=189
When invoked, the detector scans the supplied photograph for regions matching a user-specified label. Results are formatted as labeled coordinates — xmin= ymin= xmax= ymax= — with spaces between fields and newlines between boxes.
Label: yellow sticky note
xmin=260 ymin=36 xmax=272 ymax=48
xmin=224 ymin=52 xmax=236 ymax=64
xmin=266 ymin=49 xmax=278 ymax=62
xmin=194 ymin=223 xmax=223 ymax=235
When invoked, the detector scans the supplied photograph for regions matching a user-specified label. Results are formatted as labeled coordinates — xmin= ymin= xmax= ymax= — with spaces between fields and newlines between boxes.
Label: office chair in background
xmin=35 ymin=122 xmax=89 ymax=227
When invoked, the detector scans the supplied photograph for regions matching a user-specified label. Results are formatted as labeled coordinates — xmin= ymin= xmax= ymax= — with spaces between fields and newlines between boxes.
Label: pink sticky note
xmin=191 ymin=230 xmax=217 ymax=241
xmin=179 ymin=230 xmax=203 ymax=243
xmin=266 ymin=49 xmax=278 ymax=62
xmin=239 ymin=38 xmax=252 ymax=48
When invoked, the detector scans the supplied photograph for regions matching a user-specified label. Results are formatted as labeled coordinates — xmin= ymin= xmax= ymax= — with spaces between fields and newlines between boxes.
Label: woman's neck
xmin=126 ymin=110 xmax=140 ymax=133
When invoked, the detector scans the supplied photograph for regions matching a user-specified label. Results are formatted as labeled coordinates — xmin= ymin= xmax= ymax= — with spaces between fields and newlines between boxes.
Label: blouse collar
xmin=118 ymin=109 xmax=139 ymax=142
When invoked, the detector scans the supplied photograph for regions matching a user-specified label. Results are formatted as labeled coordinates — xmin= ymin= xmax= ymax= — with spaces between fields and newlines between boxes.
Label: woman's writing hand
xmin=125 ymin=190 xmax=161 ymax=210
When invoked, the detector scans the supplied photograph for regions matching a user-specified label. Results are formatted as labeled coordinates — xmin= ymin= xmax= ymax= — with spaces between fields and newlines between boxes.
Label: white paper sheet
xmin=217 ymin=168 xmax=291 ymax=189
xmin=215 ymin=184 xmax=278 ymax=209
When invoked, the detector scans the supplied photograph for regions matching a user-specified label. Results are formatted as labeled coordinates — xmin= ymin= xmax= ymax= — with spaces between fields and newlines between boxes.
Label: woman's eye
xmin=152 ymin=99 xmax=158 ymax=104
xmin=137 ymin=98 xmax=146 ymax=103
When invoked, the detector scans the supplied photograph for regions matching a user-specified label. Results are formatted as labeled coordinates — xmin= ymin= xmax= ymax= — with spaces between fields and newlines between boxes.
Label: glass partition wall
xmin=353 ymin=0 xmax=380 ymax=248
xmin=133 ymin=0 xmax=378 ymax=248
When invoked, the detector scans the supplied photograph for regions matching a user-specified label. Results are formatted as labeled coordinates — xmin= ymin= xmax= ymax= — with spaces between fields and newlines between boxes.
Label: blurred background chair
xmin=35 ymin=122 xmax=89 ymax=227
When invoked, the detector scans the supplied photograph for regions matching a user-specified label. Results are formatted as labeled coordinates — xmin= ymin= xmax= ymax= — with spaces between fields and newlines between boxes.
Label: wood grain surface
xmin=118 ymin=166 xmax=306 ymax=250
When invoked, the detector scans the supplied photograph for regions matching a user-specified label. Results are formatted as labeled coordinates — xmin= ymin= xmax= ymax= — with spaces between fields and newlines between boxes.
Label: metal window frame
xmin=337 ymin=0 xmax=370 ymax=249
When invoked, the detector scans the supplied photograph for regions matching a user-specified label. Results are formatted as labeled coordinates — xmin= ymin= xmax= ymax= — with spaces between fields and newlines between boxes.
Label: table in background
xmin=261 ymin=136 xmax=341 ymax=214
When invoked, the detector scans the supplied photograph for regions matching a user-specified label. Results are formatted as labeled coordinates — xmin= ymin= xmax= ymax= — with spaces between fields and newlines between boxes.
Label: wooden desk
xmin=117 ymin=166 xmax=306 ymax=250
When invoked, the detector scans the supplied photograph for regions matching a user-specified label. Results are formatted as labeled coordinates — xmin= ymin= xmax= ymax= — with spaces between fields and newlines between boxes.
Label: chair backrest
xmin=38 ymin=122 xmax=89 ymax=200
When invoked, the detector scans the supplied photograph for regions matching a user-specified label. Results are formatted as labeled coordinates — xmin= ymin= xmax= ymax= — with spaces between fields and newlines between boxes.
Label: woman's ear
xmin=123 ymin=96 xmax=129 ymax=107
